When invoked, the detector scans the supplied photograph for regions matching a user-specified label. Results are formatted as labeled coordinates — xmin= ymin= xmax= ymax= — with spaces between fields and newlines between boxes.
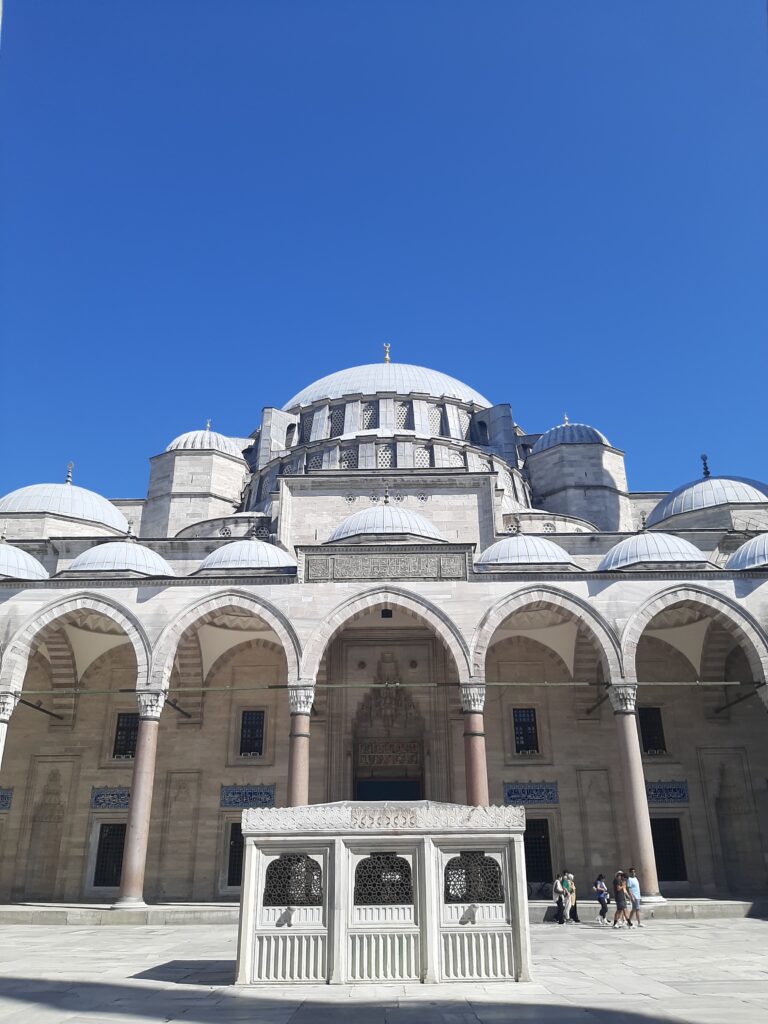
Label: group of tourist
xmin=553 ymin=868 xmax=643 ymax=928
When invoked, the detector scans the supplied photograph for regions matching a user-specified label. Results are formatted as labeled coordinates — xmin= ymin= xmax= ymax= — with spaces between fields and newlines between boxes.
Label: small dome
xmin=725 ymin=534 xmax=768 ymax=572
xmin=197 ymin=539 xmax=296 ymax=572
xmin=531 ymin=422 xmax=610 ymax=454
xmin=327 ymin=505 xmax=444 ymax=543
xmin=598 ymin=533 xmax=707 ymax=571
xmin=166 ymin=428 xmax=245 ymax=460
xmin=647 ymin=476 xmax=768 ymax=527
xmin=0 ymin=483 xmax=129 ymax=533
xmin=476 ymin=535 xmax=572 ymax=568
xmin=0 ymin=542 xmax=49 ymax=580
xmin=283 ymin=362 xmax=490 ymax=410
xmin=67 ymin=542 xmax=175 ymax=576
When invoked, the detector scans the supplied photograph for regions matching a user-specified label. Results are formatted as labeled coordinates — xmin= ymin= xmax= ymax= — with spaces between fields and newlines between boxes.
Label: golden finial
xmin=205 ymin=418 xmax=211 ymax=431
xmin=563 ymin=413 xmax=570 ymax=426
xmin=383 ymin=343 xmax=391 ymax=364
xmin=65 ymin=461 xmax=74 ymax=484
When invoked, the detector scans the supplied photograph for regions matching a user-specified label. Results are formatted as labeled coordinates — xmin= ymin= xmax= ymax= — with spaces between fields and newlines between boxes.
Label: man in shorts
xmin=627 ymin=867 xmax=643 ymax=927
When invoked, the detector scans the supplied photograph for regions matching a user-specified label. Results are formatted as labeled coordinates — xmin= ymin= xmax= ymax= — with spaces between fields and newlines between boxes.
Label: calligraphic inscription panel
xmin=357 ymin=740 xmax=421 ymax=768
xmin=305 ymin=552 xmax=466 ymax=581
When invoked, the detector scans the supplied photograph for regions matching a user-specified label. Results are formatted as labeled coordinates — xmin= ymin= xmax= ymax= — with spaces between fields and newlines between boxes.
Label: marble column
xmin=114 ymin=690 xmax=165 ymax=907
xmin=461 ymin=681 xmax=489 ymax=806
xmin=287 ymin=681 xmax=315 ymax=807
xmin=0 ymin=692 xmax=19 ymax=772
xmin=608 ymin=683 xmax=662 ymax=899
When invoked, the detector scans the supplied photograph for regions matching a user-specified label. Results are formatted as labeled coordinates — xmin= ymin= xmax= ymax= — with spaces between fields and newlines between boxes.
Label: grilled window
xmin=354 ymin=853 xmax=413 ymax=905
xmin=93 ymin=823 xmax=126 ymax=887
xmin=444 ymin=851 xmax=503 ymax=903
xmin=457 ymin=409 xmax=470 ymax=439
xmin=361 ymin=401 xmax=379 ymax=430
xmin=447 ymin=449 xmax=464 ymax=468
xmin=263 ymin=854 xmax=322 ymax=906
xmin=299 ymin=412 xmax=314 ymax=444
xmin=112 ymin=713 xmax=139 ymax=759
xmin=228 ymin=822 xmax=244 ymax=886
xmin=377 ymin=444 xmax=395 ymax=469
xmin=340 ymin=447 xmax=358 ymax=470
xmin=513 ymin=708 xmax=539 ymax=755
xmin=428 ymin=405 xmax=444 ymax=436
xmin=239 ymin=710 xmax=265 ymax=757
xmin=307 ymin=451 xmax=324 ymax=471
xmin=395 ymin=401 xmax=413 ymax=430
xmin=638 ymin=707 xmax=667 ymax=754
xmin=329 ymin=405 xmax=346 ymax=437
xmin=415 ymin=446 xmax=432 ymax=468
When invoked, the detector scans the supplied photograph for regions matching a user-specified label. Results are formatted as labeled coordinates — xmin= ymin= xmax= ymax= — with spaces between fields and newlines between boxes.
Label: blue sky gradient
xmin=1 ymin=1 xmax=766 ymax=498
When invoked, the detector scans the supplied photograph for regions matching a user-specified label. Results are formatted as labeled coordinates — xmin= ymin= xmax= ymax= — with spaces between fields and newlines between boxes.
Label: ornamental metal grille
xmin=307 ymin=451 xmax=324 ymax=471
xmin=638 ymin=707 xmax=667 ymax=754
xmin=93 ymin=823 xmax=126 ymax=887
xmin=361 ymin=402 xmax=379 ymax=429
xmin=112 ymin=713 xmax=139 ymax=759
xmin=447 ymin=450 xmax=464 ymax=468
xmin=377 ymin=444 xmax=395 ymax=469
xmin=395 ymin=401 xmax=413 ymax=430
xmin=239 ymin=710 xmax=265 ymax=756
xmin=329 ymin=405 xmax=346 ymax=437
xmin=263 ymin=854 xmax=323 ymax=906
xmin=415 ymin=446 xmax=432 ymax=468
xmin=354 ymin=853 xmax=413 ymax=905
xmin=340 ymin=447 xmax=358 ymax=469
xmin=513 ymin=707 xmax=539 ymax=755
xmin=444 ymin=851 xmax=504 ymax=903
xmin=300 ymin=413 xmax=314 ymax=443
xmin=428 ymin=405 xmax=444 ymax=436
xmin=457 ymin=409 xmax=470 ymax=439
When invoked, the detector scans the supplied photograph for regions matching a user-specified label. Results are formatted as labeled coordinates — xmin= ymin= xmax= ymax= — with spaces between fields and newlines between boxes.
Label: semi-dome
xmin=475 ymin=535 xmax=573 ymax=568
xmin=283 ymin=362 xmax=490 ymax=411
xmin=0 ymin=542 xmax=49 ymax=580
xmin=647 ymin=476 xmax=768 ymax=527
xmin=67 ymin=541 xmax=175 ymax=576
xmin=725 ymin=534 xmax=768 ymax=572
xmin=531 ymin=421 xmax=610 ymax=454
xmin=327 ymin=505 xmax=444 ymax=543
xmin=598 ymin=533 xmax=707 ymax=571
xmin=0 ymin=483 xmax=129 ymax=533
xmin=166 ymin=427 xmax=245 ymax=460
xmin=196 ymin=538 xmax=297 ymax=573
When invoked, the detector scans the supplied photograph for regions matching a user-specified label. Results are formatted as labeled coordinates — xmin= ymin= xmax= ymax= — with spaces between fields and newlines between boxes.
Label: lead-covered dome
xmin=725 ymin=534 xmax=768 ymax=572
xmin=0 ymin=483 xmax=129 ymax=533
xmin=476 ymin=535 xmax=573 ymax=569
xmin=0 ymin=542 xmax=49 ymax=580
xmin=283 ymin=362 xmax=490 ymax=411
xmin=166 ymin=427 xmax=245 ymax=460
xmin=598 ymin=533 xmax=707 ymax=571
xmin=531 ymin=421 xmax=610 ymax=454
xmin=67 ymin=541 xmax=175 ymax=576
xmin=196 ymin=538 xmax=297 ymax=573
xmin=327 ymin=505 xmax=444 ymax=543
xmin=647 ymin=476 xmax=768 ymax=527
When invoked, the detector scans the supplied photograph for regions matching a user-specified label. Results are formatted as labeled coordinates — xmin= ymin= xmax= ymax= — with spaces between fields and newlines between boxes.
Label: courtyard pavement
xmin=0 ymin=918 xmax=766 ymax=1023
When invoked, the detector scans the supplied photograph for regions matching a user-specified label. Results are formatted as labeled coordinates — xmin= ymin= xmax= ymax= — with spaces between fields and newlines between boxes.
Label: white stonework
xmin=608 ymin=684 xmax=638 ymax=714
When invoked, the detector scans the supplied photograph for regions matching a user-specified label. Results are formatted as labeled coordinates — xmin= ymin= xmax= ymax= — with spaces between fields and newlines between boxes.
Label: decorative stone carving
xmin=460 ymin=683 xmax=486 ymax=713
xmin=304 ymin=551 xmax=467 ymax=582
xmin=608 ymin=684 xmax=637 ymax=714
xmin=288 ymin=684 xmax=315 ymax=715
xmin=220 ymin=784 xmax=276 ymax=809
xmin=503 ymin=781 xmax=559 ymax=805
xmin=645 ymin=780 xmax=689 ymax=804
xmin=91 ymin=786 xmax=131 ymax=810
xmin=0 ymin=692 xmax=19 ymax=722
xmin=136 ymin=690 xmax=165 ymax=720
xmin=357 ymin=739 xmax=421 ymax=768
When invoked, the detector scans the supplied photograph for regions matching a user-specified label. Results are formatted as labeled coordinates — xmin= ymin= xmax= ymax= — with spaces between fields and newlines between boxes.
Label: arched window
xmin=285 ymin=424 xmax=296 ymax=448
xmin=263 ymin=854 xmax=322 ymax=906
xmin=444 ymin=851 xmax=503 ymax=903
xmin=475 ymin=420 xmax=489 ymax=446
xmin=354 ymin=853 xmax=413 ymax=905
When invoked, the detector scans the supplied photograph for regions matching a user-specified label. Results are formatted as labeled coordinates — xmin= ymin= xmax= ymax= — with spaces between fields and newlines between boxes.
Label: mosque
xmin=0 ymin=355 xmax=767 ymax=908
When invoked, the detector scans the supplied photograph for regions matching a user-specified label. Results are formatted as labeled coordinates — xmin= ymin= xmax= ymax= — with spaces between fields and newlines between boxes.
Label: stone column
xmin=287 ymin=681 xmax=315 ymax=807
xmin=0 ymin=692 xmax=19 ymax=772
xmin=114 ymin=690 xmax=165 ymax=907
xmin=608 ymin=684 xmax=662 ymax=899
xmin=461 ymin=681 xmax=489 ymax=806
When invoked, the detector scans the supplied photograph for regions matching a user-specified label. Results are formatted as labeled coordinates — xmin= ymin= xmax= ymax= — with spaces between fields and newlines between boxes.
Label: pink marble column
xmin=0 ymin=692 xmax=19 ymax=772
xmin=287 ymin=682 xmax=315 ymax=807
xmin=114 ymin=690 xmax=164 ymax=906
xmin=609 ymin=684 xmax=662 ymax=899
xmin=461 ymin=682 xmax=490 ymax=807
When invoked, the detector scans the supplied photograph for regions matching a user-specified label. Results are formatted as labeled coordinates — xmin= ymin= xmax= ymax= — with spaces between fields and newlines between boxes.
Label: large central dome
xmin=283 ymin=362 xmax=490 ymax=411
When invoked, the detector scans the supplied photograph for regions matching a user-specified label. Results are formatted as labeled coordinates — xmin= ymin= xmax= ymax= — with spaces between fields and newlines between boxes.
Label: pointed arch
xmin=150 ymin=590 xmax=301 ymax=691
xmin=622 ymin=585 xmax=768 ymax=684
xmin=470 ymin=586 xmax=623 ymax=681
xmin=300 ymin=586 xmax=472 ymax=684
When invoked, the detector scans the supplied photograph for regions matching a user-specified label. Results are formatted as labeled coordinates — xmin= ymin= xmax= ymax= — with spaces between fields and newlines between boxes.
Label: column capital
xmin=288 ymin=682 xmax=315 ymax=715
xmin=136 ymin=690 xmax=165 ymax=720
xmin=0 ymin=691 xmax=19 ymax=723
xmin=608 ymin=683 xmax=638 ymax=714
xmin=460 ymin=681 xmax=486 ymax=713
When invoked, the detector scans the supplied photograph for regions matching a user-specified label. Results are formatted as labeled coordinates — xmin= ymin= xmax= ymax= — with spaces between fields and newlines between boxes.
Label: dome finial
xmin=701 ymin=453 xmax=710 ymax=479
xmin=65 ymin=461 xmax=74 ymax=484
xmin=205 ymin=418 xmax=211 ymax=431
xmin=383 ymin=342 xmax=391 ymax=364
xmin=0 ymin=522 xmax=6 ymax=543
xmin=563 ymin=412 xmax=569 ymax=426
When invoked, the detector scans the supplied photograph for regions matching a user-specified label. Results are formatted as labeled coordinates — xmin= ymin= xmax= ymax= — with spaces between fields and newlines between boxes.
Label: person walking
xmin=627 ymin=867 xmax=643 ymax=927
xmin=612 ymin=871 xmax=631 ymax=928
xmin=562 ymin=870 xmax=574 ymax=922
xmin=567 ymin=873 xmax=581 ymax=923
xmin=553 ymin=871 xmax=567 ymax=924
xmin=593 ymin=873 xmax=610 ymax=925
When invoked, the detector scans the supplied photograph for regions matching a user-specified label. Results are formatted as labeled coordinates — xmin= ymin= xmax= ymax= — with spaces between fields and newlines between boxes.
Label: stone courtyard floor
xmin=0 ymin=918 xmax=766 ymax=1023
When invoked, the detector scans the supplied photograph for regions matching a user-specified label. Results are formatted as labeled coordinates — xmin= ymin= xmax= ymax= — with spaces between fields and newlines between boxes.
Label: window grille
xmin=638 ymin=707 xmax=667 ymax=754
xmin=228 ymin=822 xmax=244 ymax=886
xmin=395 ymin=401 xmax=413 ymax=430
xmin=523 ymin=819 xmax=553 ymax=883
xmin=307 ymin=451 xmax=324 ymax=471
xmin=513 ymin=708 xmax=539 ymax=755
xmin=448 ymin=450 xmax=464 ymax=468
xmin=377 ymin=444 xmax=395 ymax=469
xmin=300 ymin=413 xmax=314 ymax=444
xmin=354 ymin=853 xmax=413 ymax=905
xmin=361 ymin=401 xmax=379 ymax=430
xmin=263 ymin=854 xmax=322 ymax=906
xmin=651 ymin=818 xmax=687 ymax=881
xmin=415 ymin=446 xmax=432 ymax=469
xmin=329 ymin=405 xmax=346 ymax=437
xmin=239 ymin=710 xmax=265 ymax=757
xmin=112 ymin=713 xmax=139 ymax=759
xmin=428 ymin=405 xmax=444 ymax=436
xmin=340 ymin=447 xmax=358 ymax=470
xmin=93 ymin=823 xmax=126 ymax=887
xmin=457 ymin=409 xmax=470 ymax=439
xmin=444 ymin=851 xmax=503 ymax=903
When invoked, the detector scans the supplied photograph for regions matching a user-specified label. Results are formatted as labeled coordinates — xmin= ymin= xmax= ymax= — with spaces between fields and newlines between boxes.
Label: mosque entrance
xmin=355 ymin=778 xmax=422 ymax=801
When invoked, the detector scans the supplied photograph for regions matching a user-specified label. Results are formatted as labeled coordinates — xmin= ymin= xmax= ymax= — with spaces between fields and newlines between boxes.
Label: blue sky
xmin=1 ymin=1 xmax=766 ymax=498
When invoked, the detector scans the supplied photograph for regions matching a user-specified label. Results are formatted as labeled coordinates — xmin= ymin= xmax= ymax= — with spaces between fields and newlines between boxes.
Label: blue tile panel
xmin=503 ymin=781 xmax=559 ymax=805
xmin=645 ymin=780 xmax=689 ymax=804
xmin=220 ymin=784 xmax=276 ymax=809
xmin=91 ymin=786 xmax=131 ymax=810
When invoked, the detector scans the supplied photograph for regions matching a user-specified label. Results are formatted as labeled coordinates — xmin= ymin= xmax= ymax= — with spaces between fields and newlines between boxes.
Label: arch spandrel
xmin=470 ymin=586 xmax=623 ymax=682
xmin=299 ymin=586 xmax=472 ymax=684
xmin=622 ymin=585 xmax=768 ymax=685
